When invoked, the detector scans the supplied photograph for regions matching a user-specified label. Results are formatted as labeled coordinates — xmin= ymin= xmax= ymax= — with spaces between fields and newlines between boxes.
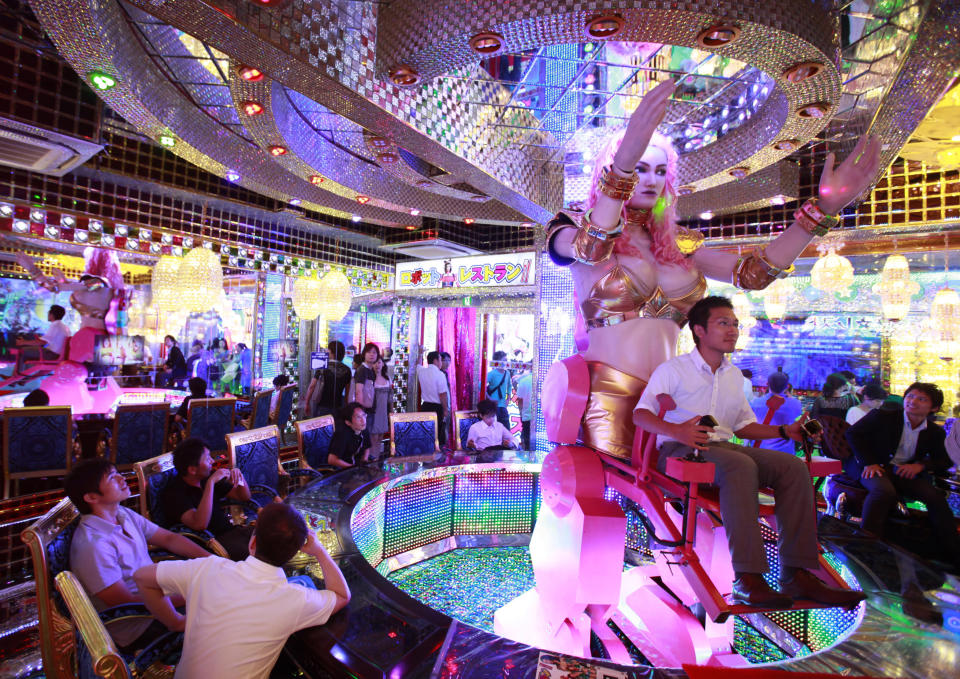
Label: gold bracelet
xmin=597 ymin=165 xmax=639 ymax=202
xmin=572 ymin=209 xmax=623 ymax=264
xmin=794 ymin=198 xmax=839 ymax=237
xmin=733 ymin=248 xmax=795 ymax=290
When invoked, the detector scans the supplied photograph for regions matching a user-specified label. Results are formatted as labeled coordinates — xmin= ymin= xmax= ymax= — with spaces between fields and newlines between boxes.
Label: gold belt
xmin=585 ymin=306 xmax=687 ymax=329
xmin=580 ymin=361 xmax=648 ymax=461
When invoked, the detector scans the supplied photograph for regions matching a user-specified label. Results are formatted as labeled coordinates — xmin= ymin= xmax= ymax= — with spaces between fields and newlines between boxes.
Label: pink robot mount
xmin=494 ymin=355 xmax=857 ymax=668
xmin=40 ymin=361 xmax=123 ymax=415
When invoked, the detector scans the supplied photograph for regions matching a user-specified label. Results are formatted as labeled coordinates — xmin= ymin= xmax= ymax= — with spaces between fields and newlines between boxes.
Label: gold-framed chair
xmin=21 ymin=498 xmax=179 ymax=679
xmin=133 ymin=453 xmax=229 ymax=557
xmin=3 ymin=405 xmax=74 ymax=498
xmin=453 ymin=410 xmax=482 ymax=452
xmin=226 ymin=425 xmax=320 ymax=504
xmin=272 ymin=383 xmax=297 ymax=444
xmin=109 ymin=403 xmax=171 ymax=473
xmin=184 ymin=397 xmax=236 ymax=455
xmin=388 ymin=412 xmax=440 ymax=458
xmin=294 ymin=415 xmax=337 ymax=473
xmin=241 ymin=388 xmax=273 ymax=431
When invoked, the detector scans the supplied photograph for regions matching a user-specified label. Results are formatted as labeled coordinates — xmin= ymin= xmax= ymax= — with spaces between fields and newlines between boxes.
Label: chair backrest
xmin=751 ymin=394 xmax=785 ymax=447
xmin=226 ymin=425 xmax=282 ymax=492
xmin=20 ymin=497 xmax=82 ymax=679
xmin=3 ymin=406 xmax=73 ymax=499
xmin=454 ymin=410 xmax=481 ymax=450
xmin=295 ymin=415 xmax=336 ymax=469
xmin=185 ymin=397 xmax=236 ymax=454
xmin=248 ymin=388 xmax=274 ymax=430
xmin=816 ymin=414 xmax=852 ymax=460
xmin=275 ymin=384 xmax=297 ymax=432
xmin=389 ymin=412 xmax=439 ymax=457
xmin=111 ymin=402 xmax=170 ymax=470
xmin=134 ymin=453 xmax=178 ymax=526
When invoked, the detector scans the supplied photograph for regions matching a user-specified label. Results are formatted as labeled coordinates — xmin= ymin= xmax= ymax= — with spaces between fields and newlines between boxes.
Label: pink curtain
xmin=438 ymin=307 xmax=477 ymax=443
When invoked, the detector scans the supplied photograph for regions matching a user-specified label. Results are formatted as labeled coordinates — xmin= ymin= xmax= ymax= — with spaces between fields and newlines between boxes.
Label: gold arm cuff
xmin=597 ymin=165 xmax=639 ymax=201
xmin=733 ymin=248 xmax=795 ymax=290
xmin=573 ymin=209 xmax=623 ymax=264
xmin=794 ymin=198 xmax=839 ymax=237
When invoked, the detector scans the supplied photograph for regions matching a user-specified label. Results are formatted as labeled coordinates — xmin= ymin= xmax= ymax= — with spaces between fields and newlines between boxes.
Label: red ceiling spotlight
xmin=464 ymin=218 xmax=475 ymax=225
xmin=469 ymin=32 xmax=504 ymax=55
xmin=416 ymin=179 xmax=433 ymax=188
xmin=377 ymin=151 xmax=399 ymax=164
xmin=773 ymin=138 xmax=800 ymax=152
xmin=404 ymin=224 xmax=417 ymax=231
xmin=797 ymin=102 xmax=830 ymax=118
xmin=388 ymin=65 xmax=421 ymax=87
xmin=585 ymin=14 xmax=624 ymax=39
xmin=783 ymin=62 xmax=824 ymax=84
xmin=238 ymin=65 xmax=264 ymax=82
xmin=520 ymin=222 xmax=533 ymax=228
xmin=309 ymin=175 xmax=325 ymax=185
xmin=696 ymin=24 xmax=741 ymax=48
xmin=728 ymin=167 xmax=749 ymax=178
xmin=369 ymin=137 xmax=390 ymax=148
xmin=241 ymin=100 xmax=264 ymax=116
xmin=268 ymin=145 xmax=288 ymax=156
xmin=356 ymin=195 xmax=370 ymax=204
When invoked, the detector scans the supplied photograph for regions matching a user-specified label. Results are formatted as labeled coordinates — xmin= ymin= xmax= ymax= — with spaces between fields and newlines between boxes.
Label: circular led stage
xmin=343 ymin=462 xmax=865 ymax=668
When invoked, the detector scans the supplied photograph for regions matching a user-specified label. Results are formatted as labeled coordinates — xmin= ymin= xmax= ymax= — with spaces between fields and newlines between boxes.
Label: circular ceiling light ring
xmin=469 ymin=194 xmax=488 ymax=202
xmin=773 ymin=138 xmax=800 ymax=151
xmin=237 ymin=65 xmax=264 ymax=82
xmin=728 ymin=167 xmax=750 ymax=178
xmin=783 ymin=61 xmax=825 ymax=84
xmin=696 ymin=23 xmax=741 ymax=49
xmin=677 ymin=185 xmax=695 ymax=196
xmin=388 ymin=65 xmax=421 ymax=87
xmin=585 ymin=14 xmax=624 ymax=39
xmin=469 ymin=32 xmax=504 ymax=55
xmin=797 ymin=102 xmax=830 ymax=118
xmin=377 ymin=151 xmax=399 ymax=164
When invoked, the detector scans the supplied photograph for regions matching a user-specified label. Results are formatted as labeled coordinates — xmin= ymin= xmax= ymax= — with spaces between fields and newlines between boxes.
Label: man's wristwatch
xmin=778 ymin=424 xmax=789 ymax=440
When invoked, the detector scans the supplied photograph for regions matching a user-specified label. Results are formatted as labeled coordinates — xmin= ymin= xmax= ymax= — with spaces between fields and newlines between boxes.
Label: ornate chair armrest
xmin=249 ymin=484 xmax=280 ymax=505
xmin=219 ymin=499 xmax=261 ymax=525
xmin=53 ymin=571 xmax=127 ymax=678
xmin=147 ymin=548 xmax=179 ymax=562
xmin=131 ymin=631 xmax=184 ymax=676
xmin=167 ymin=524 xmax=229 ymax=558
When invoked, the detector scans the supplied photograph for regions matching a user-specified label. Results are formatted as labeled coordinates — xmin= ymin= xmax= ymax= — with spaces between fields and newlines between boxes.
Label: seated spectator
xmin=133 ymin=503 xmax=350 ymax=679
xmin=175 ymin=377 xmax=208 ymax=424
xmin=185 ymin=340 xmax=206 ymax=379
xmin=466 ymin=399 xmax=517 ymax=452
xmin=846 ymin=381 xmax=888 ymax=426
xmin=810 ymin=373 xmax=860 ymax=419
xmin=64 ymin=459 xmax=211 ymax=649
xmin=327 ymin=402 xmax=371 ymax=468
xmin=633 ymin=296 xmax=865 ymax=609
xmin=269 ymin=374 xmax=290 ymax=423
xmin=749 ymin=372 xmax=802 ymax=454
xmin=161 ymin=438 xmax=253 ymax=561
xmin=17 ymin=304 xmax=70 ymax=361
xmin=846 ymin=382 xmax=960 ymax=570
xmin=22 ymin=389 xmax=50 ymax=407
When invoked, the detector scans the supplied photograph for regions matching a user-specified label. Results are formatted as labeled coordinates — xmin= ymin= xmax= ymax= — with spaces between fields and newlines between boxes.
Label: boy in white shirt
xmin=466 ymin=399 xmax=516 ymax=452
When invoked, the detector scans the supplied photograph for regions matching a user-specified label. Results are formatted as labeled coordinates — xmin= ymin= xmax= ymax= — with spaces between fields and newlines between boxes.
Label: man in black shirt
xmin=158 ymin=335 xmax=187 ymax=388
xmin=317 ymin=341 xmax=353 ymax=417
xmin=327 ymin=402 xmax=371 ymax=468
xmin=160 ymin=437 xmax=253 ymax=560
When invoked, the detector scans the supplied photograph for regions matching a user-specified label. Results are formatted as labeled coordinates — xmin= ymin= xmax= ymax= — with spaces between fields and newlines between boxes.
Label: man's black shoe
xmin=780 ymin=569 xmax=867 ymax=609
xmin=731 ymin=573 xmax=794 ymax=608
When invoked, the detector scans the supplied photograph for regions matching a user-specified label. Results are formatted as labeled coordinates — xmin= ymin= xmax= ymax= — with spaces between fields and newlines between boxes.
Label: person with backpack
xmin=486 ymin=350 xmax=512 ymax=430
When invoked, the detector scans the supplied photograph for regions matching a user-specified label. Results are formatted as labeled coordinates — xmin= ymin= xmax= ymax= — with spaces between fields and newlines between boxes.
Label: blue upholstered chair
xmin=226 ymin=425 xmax=319 ymax=505
xmin=273 ymin=384 xmax=297 ymax=444
xmin=185 ymin=397 xmax=236 ymax=454
xmin=388 ymin=412 xmax=440 ymax=458
xmin=133 ymin=453 xmax=231 ymax=555
xmin=239 ymin=388 xmax=273 ymax=431
xmin=109 ymin=402 xmax=170 ymax=472
xmin=453 ymin=410 xmax=482 ymax=451
xmin=21 ymin=498 xmax=183 ymax=679
xmin=294 ymin=415 xmax=337 ymax=472
xmin=2 ymin=406 xmax=73 ymax=499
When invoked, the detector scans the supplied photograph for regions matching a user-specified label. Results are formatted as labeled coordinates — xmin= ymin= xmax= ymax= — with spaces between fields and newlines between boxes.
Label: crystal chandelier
xmin=291 ymin=275 xmax=324 ymax=321
xmin=318 ymin=269 xmax=352 ymax=322
xmin=810 ymin=245 xmax=854 ymax=295
xmin=151 ymin=255 xmax=182 ymax=313
xmin=731 ymin=291 xmax=756 ymax=350
xmin=177 ymin=247 xmax=223 ymax=312
xmin=872 ymin=254 xmax=920 ymax=321
xmin=929 ymin=287 xmax=960 ymax=361
xmin=762 ymin=277 xmax=794 ymax=321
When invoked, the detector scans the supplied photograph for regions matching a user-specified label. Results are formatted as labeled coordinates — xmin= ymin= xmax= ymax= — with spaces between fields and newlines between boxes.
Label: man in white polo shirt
xmin=467 ymin=399 xmax=517 ymax=452
xmin=134 ymin=503 xmax=350 ymax=679
xmin=417 ymin=350 xmax=449 ymax=446
xmin=634 ymin=296 xmax=865 ymax=611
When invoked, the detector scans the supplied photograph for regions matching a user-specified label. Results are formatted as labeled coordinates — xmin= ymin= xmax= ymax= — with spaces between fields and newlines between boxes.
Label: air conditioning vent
xmin=0 ymin=117 xmax=104 ymax=176
xmin=381 ymin=238 xmax=482 ymax=260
